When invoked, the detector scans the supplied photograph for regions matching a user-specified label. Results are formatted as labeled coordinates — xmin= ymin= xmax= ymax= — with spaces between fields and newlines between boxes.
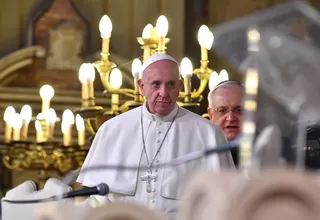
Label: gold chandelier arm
xmin=94 ymin=60 xmax=116 ymax=91
xmin=84 ymin=118 xmax=100 ymax=135
xmin=21 ymin=151 xmax=34 ymax=168
xmin=190 ymin=79 xmax=209 ymax=99
xmin=3 ymin=156 xmax=22 ymax=170
xmin=94 ymin=60 xmax=136 ymax=98
xmin=104 ymin=88 xmax=136 ymax=98
xmin=52 ymin=151 xmax=72 ymax=173
xmin=179 ymin=79 xmax=209 ymax=100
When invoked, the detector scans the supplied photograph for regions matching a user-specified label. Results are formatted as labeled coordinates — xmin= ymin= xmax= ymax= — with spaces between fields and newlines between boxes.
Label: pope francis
xmin=77 ymin=54 xmax=235 ymax=219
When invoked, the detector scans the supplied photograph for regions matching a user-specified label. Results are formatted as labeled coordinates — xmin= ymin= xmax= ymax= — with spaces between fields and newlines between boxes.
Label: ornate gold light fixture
xmin=1 ymin=85 xmax=89 ymax=186
xmin=75 ymin=15 xmax=222 ymax=134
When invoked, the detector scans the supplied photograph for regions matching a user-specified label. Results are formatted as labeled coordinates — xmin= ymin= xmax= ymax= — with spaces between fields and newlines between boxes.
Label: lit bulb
xmin=79 ymin=63 xmax=95 ymax=84
xmin=62 ymin=109 xmax=74 ymax=124
xmin=142 ymin=24 xmax=153 ymax=39
xmin=39 ymin=85 xmax=54 ymax=101
xmin=156 ymin=15 xmax=169 ymax=37
xmin=4 ymin=106 xmax=15 ymax=122
xmin=198 ymin=25 xmax=209 ymax=46
xmin=209 ymin=71 xmax=220 ymax=91
xmin=219 ymin=69 xmax=229 ymax=82
xmin=20 ymin=105 xmax=32 ymax=123
xmin=99 ymin=15 xmax=113 ymax=38
xmin=61 ymin=121 xmax=70 ymax=134
xmin=110 ymin=68 xmax=123 ymax=89
xmin=37 ymin=113 xmax=45 ymax=120
xmin=248 ymin=29 xmax=260 ymax=43
xmin=198 ymin=25 xmax=214 ymax=49
xmin=76 ymin=114 xmax=85 ymax=131
xmin=35 ymin=120 xmax=42 ymax=132
xmin=46 ymin=108 xmax=57 ymax=124
xmin=132 ymin=58 xmax=142 ymax=78
xmin=180 ymin=57 xmax=193 ymax=78
xmin=12 ymin=113 xmax=23 ymax=129
xmin=203 ymin=31 xmax=214 ymax=50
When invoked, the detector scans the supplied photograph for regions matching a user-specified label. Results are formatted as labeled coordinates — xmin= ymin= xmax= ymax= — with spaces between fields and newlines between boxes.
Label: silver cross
xmin=140 ymin=171 xmax=157 ymax=193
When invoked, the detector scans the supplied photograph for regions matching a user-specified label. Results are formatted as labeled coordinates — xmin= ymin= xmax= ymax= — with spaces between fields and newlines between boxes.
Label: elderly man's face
xmin=208 ymin=86 xmax=243 ymax=141
xmin=138 ymin=60 xmax=183 ymax=116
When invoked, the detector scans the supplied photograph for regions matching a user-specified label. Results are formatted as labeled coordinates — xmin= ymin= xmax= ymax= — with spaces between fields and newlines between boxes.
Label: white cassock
xmin=77 ymin=103 xmax=234 ymax=219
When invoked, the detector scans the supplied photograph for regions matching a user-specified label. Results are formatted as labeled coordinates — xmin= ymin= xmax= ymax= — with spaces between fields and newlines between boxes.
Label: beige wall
xmin=0 ymin=0 xmax=185 ymax=61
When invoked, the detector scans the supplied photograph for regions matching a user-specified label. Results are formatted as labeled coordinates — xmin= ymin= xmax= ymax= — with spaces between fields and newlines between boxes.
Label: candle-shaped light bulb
xmin=86 ymin=63 xmax=96 ymax=81
xmin=132 ymin=58 xmax=142 ymax=101
xmin=61 ymin=121 xmax=72 ymax=146
xmin=39 ymin=85 xmax=54 ymax=115
xmin=198 ymin=25 xmax=214 ymax=61
xmin=76 ymin=114 xmax=85 ymax=131
xmin=110 ymin=68 xmax=122 ymax=111
xmin=180 ymin=57 xmax=193 ymax=102
xmin=209 ymin=71 xmax=220 ymax=91
xmin=132 ymin=58 xmax=142 ymax=79
xmin=156 ymin=15 xmax=169 ymax=53
xmin=4 ymin=106 xmax=16 ymax=123
xmin=156 ymin=15 xmax=169 ymax=37
xmin=37 ymin=113 xmax=45 ymax=120
xmin=79 ymin=63 xmax=88 ymax=84
xmin=110 ymin=68 xmax=123 ymax=89
xmin=61 ymin=109 xmax=74 ymax=147
xmin=35 ymin=120 xmax=43 ymax=143
xmin=141 ymin=24 xmax=154 ymax=60
xmin=79 ymin=63 xmax=96 ymax=107
xmin=3 ymin=106 xmax=15 ymax=142
xmin=99 ymin=15 xmax=112 ymax=55
xmin=142 ymin=24 xmax=153 ymax=39
xmin=20 ymin=105 xmax=32 ymax=123
xmin=20 ymin=105 xmax=32 ymax=140
xmin=62 ymin=109 xmax=75 ymax=125
xmin=99 ymin=15 xmax=113 ymax=38
xmin=198 ymin=25 xmax=210 ymax=47
xmin=12 ymin=113 xmax=23 ymax=141
xmin=76 ymin=114 xmax=85 ymax=146
xmin=46 ymin=108 xmax=57 ymax=138
xmin=79 ymin=63 xmax=96 ymax=83
xmin=219 ymin=69 xmax=229 ymax=82
xmin=180 ymin=57 xmax=193 ymax=78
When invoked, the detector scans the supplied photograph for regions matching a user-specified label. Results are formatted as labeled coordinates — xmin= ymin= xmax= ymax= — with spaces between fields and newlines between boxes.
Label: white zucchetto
xmin=140 ymin=54 xmax=180 ymax=78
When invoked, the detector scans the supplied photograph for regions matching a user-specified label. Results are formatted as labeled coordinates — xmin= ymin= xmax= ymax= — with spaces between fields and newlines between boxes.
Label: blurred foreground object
xmin=211 ymin=0 xmax=320 ymax=123
xmin=2 ymin=178 xmax=71 ymax=220
xmin=210 ymin=0 xmax=320 ymax=168
xmin=178 ymin=168 xmax=320 ymax=220
xmin=4 ymin=169 xmax=320 ymax=220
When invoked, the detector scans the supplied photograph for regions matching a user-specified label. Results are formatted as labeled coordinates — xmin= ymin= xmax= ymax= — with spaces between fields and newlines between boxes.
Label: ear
xmin=137 ymin=79 xmax=145 ymax=95
xmin=208 ymin=107 xmax=214 ymax=121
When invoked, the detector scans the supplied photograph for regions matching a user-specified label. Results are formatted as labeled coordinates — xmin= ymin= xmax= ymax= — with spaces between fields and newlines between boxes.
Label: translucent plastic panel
xmin=210 ymin=1 xmax=320 ymax=125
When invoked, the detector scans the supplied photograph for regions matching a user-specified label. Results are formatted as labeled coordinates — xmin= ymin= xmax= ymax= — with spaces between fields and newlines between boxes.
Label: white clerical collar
xmin=142 ymin=102 xmax=179 ymax=122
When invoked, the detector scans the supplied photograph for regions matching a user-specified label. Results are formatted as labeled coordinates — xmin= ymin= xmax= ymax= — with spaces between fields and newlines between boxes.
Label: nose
xmin=159 ymin=85 xmax=169 ymax=97
xmin=225 ymin=111 xmax=237 ymax=121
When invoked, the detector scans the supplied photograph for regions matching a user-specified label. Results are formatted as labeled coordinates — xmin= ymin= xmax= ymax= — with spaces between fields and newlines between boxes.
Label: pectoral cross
xmin=140 ymin=170 xmax=158 ymax=193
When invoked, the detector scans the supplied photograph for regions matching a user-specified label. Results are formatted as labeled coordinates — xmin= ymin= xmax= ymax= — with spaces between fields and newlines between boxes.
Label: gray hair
xmin=208 ymin=80 xmax=244 ymax=107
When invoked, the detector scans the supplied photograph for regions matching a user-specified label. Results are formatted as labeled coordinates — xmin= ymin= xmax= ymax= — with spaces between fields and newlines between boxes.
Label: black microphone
xmin=1 ymin=183 xmax=109 ymax=204
xmin=62 ymin=183 xmax=109 ymax=199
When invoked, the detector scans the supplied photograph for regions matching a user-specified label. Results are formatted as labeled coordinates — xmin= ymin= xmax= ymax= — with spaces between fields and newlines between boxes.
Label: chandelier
xmin=0 ymin=14 xmax=229 ymax=187
xmin=0 ymin=85 xmax=89 ymax=187
xmin=74 ymin=15 xmax=229 ymax=134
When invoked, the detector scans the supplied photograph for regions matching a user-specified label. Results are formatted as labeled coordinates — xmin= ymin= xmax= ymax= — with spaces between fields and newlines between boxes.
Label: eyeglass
xmin=211 ymin=106 xmax=243 ymax=117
